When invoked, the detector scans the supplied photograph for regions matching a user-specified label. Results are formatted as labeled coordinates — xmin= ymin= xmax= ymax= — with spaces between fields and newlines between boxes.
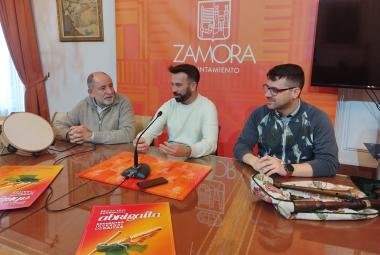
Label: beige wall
xmin=31 ymin=0 xmax=117 ymax=114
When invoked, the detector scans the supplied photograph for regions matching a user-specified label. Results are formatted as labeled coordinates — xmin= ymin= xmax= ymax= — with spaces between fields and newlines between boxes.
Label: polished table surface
xmin=0 ymin=142 xmax=379 ymax=255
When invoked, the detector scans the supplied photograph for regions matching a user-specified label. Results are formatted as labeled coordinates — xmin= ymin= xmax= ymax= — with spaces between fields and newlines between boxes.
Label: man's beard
xmin=174 ymin=89 xmax=192 ymax=103
xmin=94 ymin=96 xmax=114 ymax=108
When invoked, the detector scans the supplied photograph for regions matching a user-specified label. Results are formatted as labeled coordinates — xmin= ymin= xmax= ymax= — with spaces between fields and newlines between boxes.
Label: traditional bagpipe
xmin=251 ymin=173 xmax=379 ymax=220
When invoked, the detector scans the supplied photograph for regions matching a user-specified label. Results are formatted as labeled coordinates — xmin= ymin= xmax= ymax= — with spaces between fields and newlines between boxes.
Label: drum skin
xmin=0 ymin=112 xmax=54 ymax=156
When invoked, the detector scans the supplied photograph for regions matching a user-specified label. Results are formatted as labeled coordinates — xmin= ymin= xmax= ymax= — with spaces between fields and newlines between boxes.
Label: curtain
xmin=0 ymin=24 xmax=24 ymax=115
xmin=0 ymin=0 xmax=49 ymax=120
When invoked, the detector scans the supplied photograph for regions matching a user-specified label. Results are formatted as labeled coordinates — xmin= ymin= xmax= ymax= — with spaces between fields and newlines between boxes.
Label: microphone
xmin=122 ymin=111 xmax=163 ymax=179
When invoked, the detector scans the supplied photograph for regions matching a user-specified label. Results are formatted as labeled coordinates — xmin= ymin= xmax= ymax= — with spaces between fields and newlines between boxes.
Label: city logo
xmin=173 ymin=0 xmax=256 ymax=72
xmin=197 ymin=0 xmax=231 ymax=41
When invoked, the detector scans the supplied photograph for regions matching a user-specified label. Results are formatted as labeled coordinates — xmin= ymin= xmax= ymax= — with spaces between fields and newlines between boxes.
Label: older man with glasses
xmin=234 ymin=64 xmax=339 ymax=177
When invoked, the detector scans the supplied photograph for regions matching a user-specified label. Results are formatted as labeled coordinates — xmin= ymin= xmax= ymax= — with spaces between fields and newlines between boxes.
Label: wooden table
xmin=0 ymin=142 xmax=379 ymax=255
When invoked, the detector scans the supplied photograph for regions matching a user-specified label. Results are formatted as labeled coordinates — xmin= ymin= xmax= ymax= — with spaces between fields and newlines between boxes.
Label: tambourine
xmin=0 ymin=112 xmax=54 ymax=156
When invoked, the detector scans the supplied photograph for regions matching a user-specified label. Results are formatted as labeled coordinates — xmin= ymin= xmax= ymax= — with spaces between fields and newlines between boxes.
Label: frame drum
xmin=0 ymin=112 xmax=54 ymax=156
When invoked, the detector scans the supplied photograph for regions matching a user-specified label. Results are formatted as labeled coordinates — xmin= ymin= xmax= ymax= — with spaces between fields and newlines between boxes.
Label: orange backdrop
xmin=115 ymin=0 xmax=337 ymax=157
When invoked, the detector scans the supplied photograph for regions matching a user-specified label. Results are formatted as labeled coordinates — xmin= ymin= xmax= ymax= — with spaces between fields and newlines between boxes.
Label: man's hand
xmin=133 ymin=137 xmax=149 ymax=152
xmin=159 ymin=142 xmax=191 ymax=157
xmin=257 ymin=155 xmax=287 ymax=176
xmin=67 ymin=125 xmax=92 ymax=144
xmin=243 ymin=153 xmax=313 ymax=177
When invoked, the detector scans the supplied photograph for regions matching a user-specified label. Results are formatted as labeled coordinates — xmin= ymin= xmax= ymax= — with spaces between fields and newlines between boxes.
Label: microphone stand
xmin=122 ymin=111 xmax=163 ymax=179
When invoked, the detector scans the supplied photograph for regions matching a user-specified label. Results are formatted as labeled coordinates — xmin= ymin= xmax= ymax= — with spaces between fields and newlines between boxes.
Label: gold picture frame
xmin=56 ymin=0 xmax=104 ymax=42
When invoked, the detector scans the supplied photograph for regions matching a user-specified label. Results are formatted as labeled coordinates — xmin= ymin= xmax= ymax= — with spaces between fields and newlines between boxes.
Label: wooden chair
xmin=0 ymin=116 xmax=6 ymax=132
xmin=51 ymin=111 xmax=67 ymax=124
xmin=134 ymin=115 xmax=153 ymax=135
xmin=215 ymin=125 xmax=221 ymax=156
xmin=50 ymin=112 xmax=68 ymax=142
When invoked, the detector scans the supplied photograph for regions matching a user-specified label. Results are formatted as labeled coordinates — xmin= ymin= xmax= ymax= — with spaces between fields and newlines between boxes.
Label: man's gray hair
xmin=87 ymin=72 xmax=110 ymax=88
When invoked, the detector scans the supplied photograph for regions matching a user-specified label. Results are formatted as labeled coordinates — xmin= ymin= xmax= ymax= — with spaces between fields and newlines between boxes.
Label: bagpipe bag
xmin=251 ymin=173 xmax=379 ymax=220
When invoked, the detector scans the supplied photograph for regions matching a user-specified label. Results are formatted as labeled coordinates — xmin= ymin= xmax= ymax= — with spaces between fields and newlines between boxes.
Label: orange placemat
xmin=79 ymin=152 xmax=212 ymax=200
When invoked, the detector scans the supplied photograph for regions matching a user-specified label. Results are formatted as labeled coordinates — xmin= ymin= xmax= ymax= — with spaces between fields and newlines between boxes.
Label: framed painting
xmin=56 ymin=0 xmax=104 ymax=42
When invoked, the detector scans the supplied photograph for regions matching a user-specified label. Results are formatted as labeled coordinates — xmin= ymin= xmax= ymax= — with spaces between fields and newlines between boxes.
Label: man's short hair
xmin=168 ymin=64 xmax=200 ymax=83
xmin=87 ymin=72 xmax=109 ymax=88
xmin=267 ymin=64 xmax=305 ymax=89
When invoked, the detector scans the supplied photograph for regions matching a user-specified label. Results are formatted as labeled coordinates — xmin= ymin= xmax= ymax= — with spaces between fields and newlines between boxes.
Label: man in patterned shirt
xmin=234 ymin=64 xmax=339 ymax=177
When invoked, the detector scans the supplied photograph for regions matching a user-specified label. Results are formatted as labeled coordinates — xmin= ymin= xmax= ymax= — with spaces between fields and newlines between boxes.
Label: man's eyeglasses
xmin=262 ymin=84 xmax=296 ymax=96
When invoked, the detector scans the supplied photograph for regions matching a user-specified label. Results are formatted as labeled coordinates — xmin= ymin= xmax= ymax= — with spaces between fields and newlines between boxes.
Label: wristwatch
xmin=283 ymin=163 xmax=294 ymax=177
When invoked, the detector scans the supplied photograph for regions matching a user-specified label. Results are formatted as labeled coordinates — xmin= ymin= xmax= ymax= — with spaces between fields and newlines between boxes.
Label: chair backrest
xmin=51 ymin=112 xmax=67 ymax=124
xmin=0 ymin=115 xmax=6 ymax=134
xmin=135 ymin=115 xmax=153 ymax=135
xmin=215 ymin=125 xmax=221 ymax=156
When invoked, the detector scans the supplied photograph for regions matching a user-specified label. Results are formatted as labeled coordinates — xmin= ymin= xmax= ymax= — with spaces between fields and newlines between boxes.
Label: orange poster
xmin=76 ymin=202 xmax=176 ymax=255
xmin=0 ymin=165 xmax=63 ymax=210
xmin=116 ymin=0 xmax=337 ymax=157
xmin=79 ymin=152 xmax=211 ymax=200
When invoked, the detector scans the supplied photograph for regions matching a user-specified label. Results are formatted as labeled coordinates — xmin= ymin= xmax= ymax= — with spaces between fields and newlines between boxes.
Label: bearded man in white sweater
xmin=134 ymin=64 xmax=218 ymax=158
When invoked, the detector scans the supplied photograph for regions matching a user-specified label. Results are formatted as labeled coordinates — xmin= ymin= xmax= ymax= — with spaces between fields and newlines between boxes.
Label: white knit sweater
xmin=141 ymin=94 xmax=218 ymax=158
